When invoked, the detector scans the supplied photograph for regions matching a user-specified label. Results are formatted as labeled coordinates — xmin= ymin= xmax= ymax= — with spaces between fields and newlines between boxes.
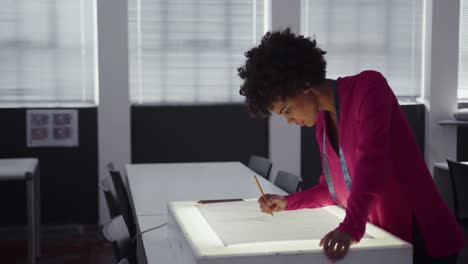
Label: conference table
xmin=125 ymin=162 xmax=287 ymax=264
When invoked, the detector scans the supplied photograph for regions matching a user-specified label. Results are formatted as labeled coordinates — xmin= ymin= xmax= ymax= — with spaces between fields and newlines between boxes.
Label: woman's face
xmin=270 ymin=89 xmax=320 ymax=127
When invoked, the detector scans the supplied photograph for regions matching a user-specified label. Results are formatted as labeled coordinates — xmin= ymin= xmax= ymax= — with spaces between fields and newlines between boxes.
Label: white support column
xmin=269 ymin=0 xmax=302 ymax=181
xmin=423 ymin=0 xmax=460 ymax=172
xmin=96 ymin=0 xmax=131 ymax=224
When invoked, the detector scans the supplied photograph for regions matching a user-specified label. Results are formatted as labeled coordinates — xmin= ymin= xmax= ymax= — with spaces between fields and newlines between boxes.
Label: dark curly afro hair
xmin=238 ymin=28 xmax=327 ymax=118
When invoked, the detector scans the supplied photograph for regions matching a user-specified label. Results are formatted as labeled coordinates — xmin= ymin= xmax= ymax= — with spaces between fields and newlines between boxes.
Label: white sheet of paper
xmin=196 ymin=200 xmax=371 ymax=246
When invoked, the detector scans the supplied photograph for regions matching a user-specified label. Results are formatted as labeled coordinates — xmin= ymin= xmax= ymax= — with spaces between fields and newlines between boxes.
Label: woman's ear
xmin=303 ymin=82 xmax=316 ymax=94
xmin=304 ymin=86 xmax=317 ymax=97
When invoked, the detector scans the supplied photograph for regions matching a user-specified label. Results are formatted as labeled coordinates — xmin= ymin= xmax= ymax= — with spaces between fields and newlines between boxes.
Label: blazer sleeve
xmin=285 ymin=114 xmax=336 ymax=210
xmin=336 ymin=72 xmax=394 ymax=242
xmin=285 ymin=173 xmax=336 ymax=210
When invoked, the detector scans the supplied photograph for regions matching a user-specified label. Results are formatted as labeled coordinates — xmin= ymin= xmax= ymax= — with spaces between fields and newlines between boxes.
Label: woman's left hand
xmin=320 ymin=229 xmax=354 ymax=261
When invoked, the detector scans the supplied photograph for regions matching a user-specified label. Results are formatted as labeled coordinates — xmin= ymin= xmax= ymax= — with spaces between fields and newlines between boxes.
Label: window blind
xmin=459 ymin=0 xmax=468 ymax=100
xmin=128 ymin=0 xmax=265 ymax=104
xmin=301 ymin=0 xmax=424 ymax=100
xmin=0 ymin=0 xmax=97 ymax=107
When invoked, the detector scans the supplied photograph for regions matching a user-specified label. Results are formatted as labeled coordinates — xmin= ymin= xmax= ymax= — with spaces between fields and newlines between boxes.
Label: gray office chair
xmin=447 ymin=162 xmax=468 ymax=264
xmin=447 ymin=160 xmax=468 ymax=226
xmin=107 ymin=162 xmax=136 ymax=238
xmin=103 ymin=215 xmax=133 ymax=263
xmin=118 ymin=259 xmax=130 ymax=264
xmin=103 ymin=214 xmax=168 ymax=264
xmin=248 ymin=155 xmax=272 ymax=180
xmin=274 ymin=170 xmax=303 ymax=194
xmin=103 ymin=215 xmax=168 ymax=264
xmin=99 ymin=176 xmax=120 ymax=218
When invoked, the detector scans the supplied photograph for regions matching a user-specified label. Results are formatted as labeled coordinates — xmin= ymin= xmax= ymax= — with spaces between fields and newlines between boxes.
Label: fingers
xmin=329 ymin=243 xmax=345 ymax=260
xmin=321 ymin=232 xmax=333 ymax=255
xmin=257 ymin=194 xmax=287 ymax=214
xmin=266 ymin=197 xmax=277 ymax=212
xmin=259 ymin=202 xmax=271 ymax=213
xmin=266 ymin=195 xmax=280 ymax=207
xmin=320 ymin=231 xmax=352 ymax=261
xmin=340 ymin=243 xmax=350 ymax=259
xmin=258 ymin=197 xmax=268 ymax=213
xmin=257 ymin=194 xmax=272 ymax=205
xmin=269 ymin=203 xmax=279 ymax=212
xmin=258 ymin=194 xmax=277 ymax=214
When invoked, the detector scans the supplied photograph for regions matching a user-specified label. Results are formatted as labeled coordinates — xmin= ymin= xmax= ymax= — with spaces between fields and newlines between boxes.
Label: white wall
xmin=423 ymin=0 xmax=460 ymax=170
xmin=97 ymin=0 xmax=131 ymax=224
xmin=268 ymin=0 xmax=302 ymax=182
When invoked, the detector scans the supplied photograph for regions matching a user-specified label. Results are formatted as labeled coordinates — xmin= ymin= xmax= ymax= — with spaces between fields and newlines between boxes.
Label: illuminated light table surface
xmin=167 ymin=200 xmax=412 ymax=264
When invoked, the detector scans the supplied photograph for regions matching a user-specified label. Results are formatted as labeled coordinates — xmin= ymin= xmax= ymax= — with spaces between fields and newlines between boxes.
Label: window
xmin=459 ymin=0 xmax=468 ymax=100
xmin=301 ymin=0 xmax=424 ymax=100
xmin=128 ymin=0 xmax=265 ymax=104
xmin=0 ymin=0 xmax=97 ymax=107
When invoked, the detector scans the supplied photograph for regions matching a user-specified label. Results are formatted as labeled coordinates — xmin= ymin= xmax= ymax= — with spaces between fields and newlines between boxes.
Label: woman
xmin=237 ymin=29 xmax=464 ymax=263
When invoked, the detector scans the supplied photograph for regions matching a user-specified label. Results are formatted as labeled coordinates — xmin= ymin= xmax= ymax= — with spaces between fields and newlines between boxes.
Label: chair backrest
xmin=118 ymin=258 xmax=130 ymax=264
xmin=103 ymin=215 xmax=131 ymax=262
xmin=100 ymin=176 xmax=120 ymax=218
xmin=248 ymin=155 xmax=272 ymax=180
xmin=107 ymin=163 xmax=136 ymax=237
xmin=274 ymin=170 xmax=302 ymax=194
xmin=447 ymin=159 xmax=468 ymax=220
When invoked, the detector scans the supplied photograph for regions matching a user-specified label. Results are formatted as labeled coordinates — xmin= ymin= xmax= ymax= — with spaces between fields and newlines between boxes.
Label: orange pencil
xmin=254 ymin=175 xmax=274 ymax=216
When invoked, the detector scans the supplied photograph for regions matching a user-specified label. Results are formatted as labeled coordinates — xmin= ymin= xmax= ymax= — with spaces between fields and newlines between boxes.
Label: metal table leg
xmin=35 ymin=165 xmax=41 ymax=260
xmin=26 ymin=164 xmax=40 ymax=264
xmin=26 ymin=176 xmax=35 ymax=264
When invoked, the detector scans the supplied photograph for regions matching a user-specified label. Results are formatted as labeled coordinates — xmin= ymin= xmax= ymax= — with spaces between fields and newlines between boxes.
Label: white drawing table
xmin=126 ymin=161 xmax=286 ymax=264
xmin=0 ymin=158 xmax=41 ymax=264
xmin=126 ymin=162 xmax=286 ymax=216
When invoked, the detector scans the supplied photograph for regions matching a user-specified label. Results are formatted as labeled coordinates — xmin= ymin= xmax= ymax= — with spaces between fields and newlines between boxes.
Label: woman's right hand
xmin=257 ymin=194 xmax=287 ymax=213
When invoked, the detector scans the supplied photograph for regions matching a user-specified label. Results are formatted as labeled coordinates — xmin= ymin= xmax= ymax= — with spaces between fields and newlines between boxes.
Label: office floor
xmin=0 ymin=226 xmax=466 ymax=264
xmin=0 ymin=225 xmax=114 ymax=264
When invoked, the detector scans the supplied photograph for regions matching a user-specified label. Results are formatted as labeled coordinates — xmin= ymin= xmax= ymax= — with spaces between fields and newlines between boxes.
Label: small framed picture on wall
xmin=26 ymin=109 xmax=78 ymax=147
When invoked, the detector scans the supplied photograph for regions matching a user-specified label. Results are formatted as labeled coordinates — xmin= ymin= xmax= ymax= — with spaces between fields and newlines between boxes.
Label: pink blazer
xmin=285 ymin=70 xmax=465 ymax=257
